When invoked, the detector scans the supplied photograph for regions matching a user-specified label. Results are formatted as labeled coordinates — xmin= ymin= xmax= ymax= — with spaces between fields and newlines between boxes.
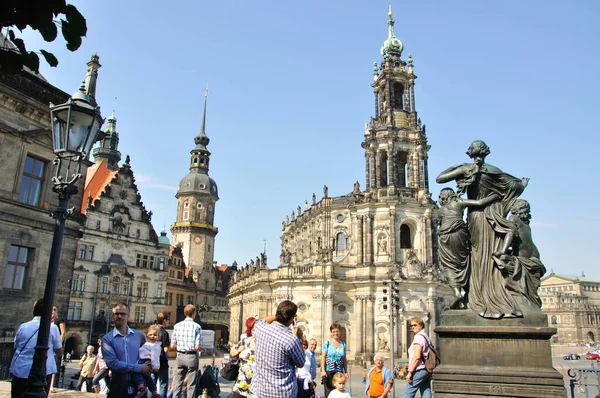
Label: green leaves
xmin=62 ymin=4 xmax=87 ymax=52
xmin=40 ymin=50 xmax=59 ymax=67
xmin=0 ymin=2 xmax=86 ymax=73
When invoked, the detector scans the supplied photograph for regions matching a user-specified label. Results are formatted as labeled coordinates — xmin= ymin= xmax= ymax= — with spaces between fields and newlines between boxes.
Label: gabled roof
xmin=542 ymin=273 xmax=600 ymax=284
xmin=81 ymin=160 xmax=118 ymax=214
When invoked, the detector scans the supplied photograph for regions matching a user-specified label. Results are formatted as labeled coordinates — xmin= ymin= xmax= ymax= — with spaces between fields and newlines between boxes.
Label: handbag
xmin=219 ymin=359 xmax=240 ymax=381
xmin=423 ymin=335 xmax=440 ymax=373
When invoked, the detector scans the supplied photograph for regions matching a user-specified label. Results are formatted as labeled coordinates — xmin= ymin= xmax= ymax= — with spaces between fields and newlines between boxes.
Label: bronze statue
xmin=436 ymin=140 xmax=533 ymax=319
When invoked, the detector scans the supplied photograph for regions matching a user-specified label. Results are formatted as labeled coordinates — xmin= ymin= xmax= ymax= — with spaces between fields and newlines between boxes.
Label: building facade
xmin=0 ymin=54 xmax=98 ymax=356
xmin=64 ymin=108 xmax=170 ymax=354
xmin=540 ymin=272 xmax=600 ymax=344
xmin=227 ymin=10 xmax=452 ymax=362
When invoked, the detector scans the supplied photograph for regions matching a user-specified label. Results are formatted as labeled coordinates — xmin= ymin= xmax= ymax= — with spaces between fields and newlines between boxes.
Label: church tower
xmin=92 ymin=110 xmax=121 ymax=171
xmin=171 ymin=89 xmax=219 ymax=290
xmin=364 ymin=6 xmax=430 ymax=199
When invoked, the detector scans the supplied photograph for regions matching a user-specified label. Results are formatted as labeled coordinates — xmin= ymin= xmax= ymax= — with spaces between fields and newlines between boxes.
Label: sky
xmin=19 ymin=0 xmax=600 ymax=279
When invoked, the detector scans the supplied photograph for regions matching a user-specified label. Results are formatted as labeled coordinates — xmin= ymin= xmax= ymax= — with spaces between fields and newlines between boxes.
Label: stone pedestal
xmin=432 ymin=299 xmax=566 ymax=398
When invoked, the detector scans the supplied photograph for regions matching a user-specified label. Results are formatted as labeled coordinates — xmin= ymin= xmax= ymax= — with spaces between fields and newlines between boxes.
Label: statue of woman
xmin=436 ymin=140 xmax=529 ymax=318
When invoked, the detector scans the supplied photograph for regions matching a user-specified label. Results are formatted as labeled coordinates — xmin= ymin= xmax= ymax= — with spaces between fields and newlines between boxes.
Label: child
xmin=133 ymin=325 xmax=162 ymax=398
xmin=437 ymin=187 xmax=500 ymax=308
xmin=327 ymin=372 xmax=351 ymax=398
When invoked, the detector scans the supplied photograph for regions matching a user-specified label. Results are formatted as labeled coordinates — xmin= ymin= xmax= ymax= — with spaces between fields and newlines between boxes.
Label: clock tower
xmin=171 ymin=89 xmax=219 ymax=290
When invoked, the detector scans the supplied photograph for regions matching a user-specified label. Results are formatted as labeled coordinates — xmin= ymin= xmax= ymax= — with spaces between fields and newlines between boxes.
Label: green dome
xmin=380 ymin=8 xmax=403 ymax=59
xmin=158 ymin=230 xmax=170 ymax=245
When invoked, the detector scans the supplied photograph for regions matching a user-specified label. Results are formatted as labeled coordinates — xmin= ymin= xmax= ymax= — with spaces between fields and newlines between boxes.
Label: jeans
xmin=403 ymin=369 xmax=431 ymax=398
xmin=157 ymin=365 xmax=169 ymax=397
xmin=93 ymin=367 xmax=110 ymax=388
xmin=131 ymin=359 xmax=157 ymax=393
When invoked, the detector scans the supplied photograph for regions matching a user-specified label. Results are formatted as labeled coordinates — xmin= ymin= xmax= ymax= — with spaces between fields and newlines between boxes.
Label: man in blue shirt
xmin=307 ymin=339 xmax=317 ymax=380
xmin=251 ymin=300 xmax=305 ymax=398
xmin=10 ymin=299 xmax=62 ymax=398
xmin=102 ymin=301 xmax=151 ymax=398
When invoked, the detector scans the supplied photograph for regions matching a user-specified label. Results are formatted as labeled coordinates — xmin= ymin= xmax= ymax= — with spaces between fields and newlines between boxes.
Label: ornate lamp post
xmin=24 ymin=88 xmax=103 ymax=397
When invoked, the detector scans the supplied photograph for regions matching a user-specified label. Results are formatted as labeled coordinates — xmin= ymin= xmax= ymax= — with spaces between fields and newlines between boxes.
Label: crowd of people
xmin=9 ymin=298 xmax=434 ymax=398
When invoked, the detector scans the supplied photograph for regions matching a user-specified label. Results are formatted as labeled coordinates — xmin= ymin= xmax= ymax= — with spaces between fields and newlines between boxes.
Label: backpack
xmin=423 ymin=335 xmax=440 ymax=373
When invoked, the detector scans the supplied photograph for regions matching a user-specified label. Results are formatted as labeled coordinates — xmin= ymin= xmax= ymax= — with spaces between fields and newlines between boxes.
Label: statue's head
xmin=439 ymin=187 xmax=457 ymax=205
xmin=510 ymin=199 xmax=531 ymax=223
xmin=466 ymin=140 xmax=491 ymax=165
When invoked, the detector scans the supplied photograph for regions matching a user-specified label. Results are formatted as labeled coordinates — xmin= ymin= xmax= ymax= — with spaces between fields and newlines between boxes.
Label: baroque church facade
xmin=227 ymin=10 xmax=453 ymax=362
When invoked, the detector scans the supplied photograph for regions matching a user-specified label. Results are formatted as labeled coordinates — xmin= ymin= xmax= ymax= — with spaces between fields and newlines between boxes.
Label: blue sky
xmin=20 ymin=1 xmax=599 ymax=278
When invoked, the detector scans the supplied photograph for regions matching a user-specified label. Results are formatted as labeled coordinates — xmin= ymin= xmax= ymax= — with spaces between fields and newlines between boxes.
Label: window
xmin=336 ymin=232 xmax=346 ymax=251
xmin=169 ymin=270 xmax=175 ymax=278
xmin=158 ymin=257 xmax=165 ymax=271
xmin=187 ymin=295 xmax=194 ymax=304
xmin=78 ymin=244 xmax=94 ymax=260
xmin=400 ymin=224 xmax=412 ymax=249
xmin=136 ymin=254 xmax=141 ymax=267
xmin=137 ymin=282 xmax=148 ymax=298
xmin=166 ymin=293 xmax=173 ymax=305
xmin=95 ymin=221 xmax=101 ymax=231
xmin=149 ymin=256 xmax=155 ymax=269
xmin=134 ymin=306 xmax=146 ymax=323
xmin=142 ymin=255 xmax=148 ymax=269
xmin=100 ymin=277 xmax=109 ymax=294
xmin=177 ymin=271 xmax=183 ymax=280
xmin=4 ymin=245 xmax=30 ymax=290
xmin=19 ymin=155 xmax=46 ymax=206
xmin=112 ymin=276 xmax=120 ymax=294
xmin=71 ymin=273 xmax=86 ymax=291
xmin=122 ymin=282 xmax=129 ymax=296
xmin=176 ymin=294 xmax=183 ymax=306
xmin=67 ymin=301 xmax=83 ymax=320
xmin=157 ymin=284 xmax=163 ymax=298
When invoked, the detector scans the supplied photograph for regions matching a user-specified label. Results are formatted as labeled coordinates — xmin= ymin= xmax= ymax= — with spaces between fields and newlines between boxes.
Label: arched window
xmin=339 ymin=326 xmax=347 ymax=343
xmin=379 ymin=151 xmax=388 ymax=187
xmin=393 ymin=82 xmax=404 ymax=110
xmin=400 ymin=224 xmax=412 ymax=249
xmin=336 ymin=232 xmax=346 ymax=251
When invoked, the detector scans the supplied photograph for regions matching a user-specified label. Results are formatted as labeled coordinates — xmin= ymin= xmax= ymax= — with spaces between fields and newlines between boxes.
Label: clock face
xmin=193 ymin=235 xmax=203 ymax=245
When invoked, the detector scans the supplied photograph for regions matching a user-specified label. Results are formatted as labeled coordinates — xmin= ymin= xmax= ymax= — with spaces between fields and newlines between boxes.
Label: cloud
xmin=134 ymin=173 xmax=177 ymax=192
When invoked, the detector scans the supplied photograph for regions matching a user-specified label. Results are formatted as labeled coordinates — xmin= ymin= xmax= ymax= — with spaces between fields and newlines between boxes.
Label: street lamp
xmin=24 ymin=88 xmax=103 ymax=397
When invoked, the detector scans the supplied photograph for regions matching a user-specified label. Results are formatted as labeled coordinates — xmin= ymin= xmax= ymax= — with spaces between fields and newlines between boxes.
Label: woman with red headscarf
xmin=230 ymin=317 xmax=257 ymax=398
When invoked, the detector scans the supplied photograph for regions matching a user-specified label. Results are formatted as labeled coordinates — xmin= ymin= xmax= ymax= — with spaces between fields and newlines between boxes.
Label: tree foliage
xmin=0 ymin=0 xmax=87 ymax=74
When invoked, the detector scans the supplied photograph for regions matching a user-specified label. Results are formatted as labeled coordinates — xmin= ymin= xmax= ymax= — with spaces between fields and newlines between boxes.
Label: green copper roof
xmin=380 ymin=6 xmax=404 ymax=59
xmin=158 ymin=230 xmax=170 ymax=245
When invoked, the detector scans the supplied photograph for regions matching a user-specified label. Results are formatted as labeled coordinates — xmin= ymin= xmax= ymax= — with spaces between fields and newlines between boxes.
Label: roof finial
xmin=200 ymin=85 xmax=208 ymax=136
xmin=388 ymin=4 xmax=393 ymax=18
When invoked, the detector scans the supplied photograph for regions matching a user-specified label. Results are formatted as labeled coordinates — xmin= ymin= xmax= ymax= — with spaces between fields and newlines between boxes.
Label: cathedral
xmin=227 ymin=9 xmax=453 ymax=362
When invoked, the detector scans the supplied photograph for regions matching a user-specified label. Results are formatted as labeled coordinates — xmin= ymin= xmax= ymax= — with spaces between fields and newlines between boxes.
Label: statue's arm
xmin=436 ymin=164 xmax=469 ymax=183
xmin=462 ymin=194 xmax=501 ymax=209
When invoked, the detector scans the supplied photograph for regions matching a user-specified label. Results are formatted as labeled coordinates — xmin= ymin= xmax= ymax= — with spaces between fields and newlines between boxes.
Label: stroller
xmin=196 ymin=365 xmax=221 ymax=398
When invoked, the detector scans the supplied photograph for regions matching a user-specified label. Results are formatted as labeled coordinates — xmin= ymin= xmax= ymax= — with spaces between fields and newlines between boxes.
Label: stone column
xmin=371 ymin=152 xmax=378 ymax=189
xmin=356 ymin=215 xmax=363 ymax=265
xmin=356 ymin=296 xmax=364 ymax=356
xmin=400 ymin=313 xmax=408 ymax=358
xmin=365 ymin=152 xmax=371 ymax=190
xmin=389 ymin=209 xmax=396 ymax=263
xmin=423 ymin=209 xmax=433 ymax=265
xmin=325 ymin=294 xmax=333 ymax=332
xmin=410 ymin=83 xmax=416 ymax=112
xmin=403 ymin=86 xmax=410 ymax=111
xmin=366 ymin=296 xmax=375 ymax=357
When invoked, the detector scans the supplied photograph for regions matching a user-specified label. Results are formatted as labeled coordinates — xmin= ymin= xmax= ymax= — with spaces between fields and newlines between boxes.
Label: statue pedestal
xmin=433 ymin=301 xmax=566 ymax=397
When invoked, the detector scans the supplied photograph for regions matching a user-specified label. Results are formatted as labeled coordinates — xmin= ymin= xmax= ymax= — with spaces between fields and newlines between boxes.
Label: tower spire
xmin=381 ymin=5 xmax=404 ymax=59
xmin=200 ymin=86 xmax=208 ymax=137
